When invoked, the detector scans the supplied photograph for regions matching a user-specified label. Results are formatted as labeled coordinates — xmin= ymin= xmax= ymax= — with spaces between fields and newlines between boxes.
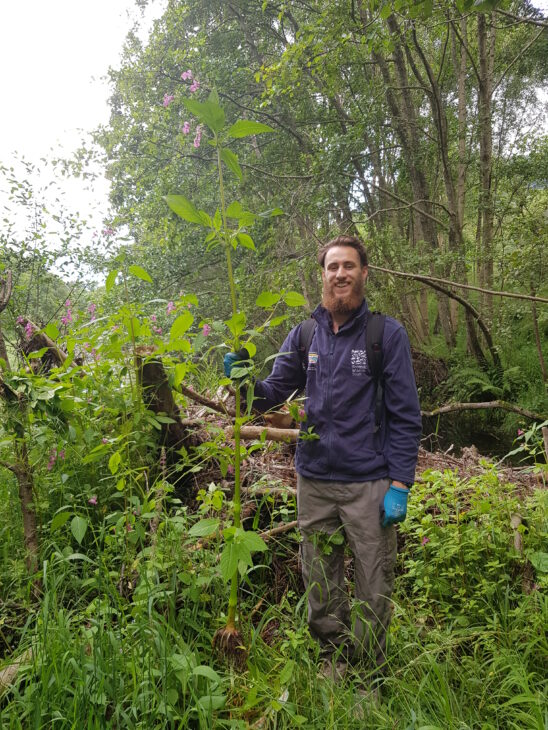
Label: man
xmin=225 ymin=235 xmax=421 ymax=688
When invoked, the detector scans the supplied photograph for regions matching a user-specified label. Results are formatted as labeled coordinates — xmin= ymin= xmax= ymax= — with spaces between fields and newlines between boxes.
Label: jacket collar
xmin=312 ymin=299 xmax=369 ymax=333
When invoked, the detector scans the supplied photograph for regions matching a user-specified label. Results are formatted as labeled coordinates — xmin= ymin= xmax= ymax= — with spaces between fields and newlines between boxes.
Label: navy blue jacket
xmin=254 ymin=300 xmax=421 ymax=484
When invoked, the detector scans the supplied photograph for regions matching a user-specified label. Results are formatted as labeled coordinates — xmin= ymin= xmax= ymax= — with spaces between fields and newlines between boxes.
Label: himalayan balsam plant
xmin=166 ymin=83 xmax=306 ymax=666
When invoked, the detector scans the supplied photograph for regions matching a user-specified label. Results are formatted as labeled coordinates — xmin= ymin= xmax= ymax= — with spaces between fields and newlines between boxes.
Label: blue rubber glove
xmin=223 ymin=348 xmax=250 ymax=379
xmin=381 ymin=484 xmax=409 ymax=528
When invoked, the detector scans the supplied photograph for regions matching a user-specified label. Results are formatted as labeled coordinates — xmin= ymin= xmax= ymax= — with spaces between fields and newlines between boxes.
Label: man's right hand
xmin=223 ymin=348 xmax=250 ymax=379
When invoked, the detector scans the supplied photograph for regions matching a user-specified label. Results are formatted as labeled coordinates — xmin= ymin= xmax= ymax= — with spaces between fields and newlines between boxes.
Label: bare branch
xmin=422 ymin=400 xmax=545 ymax=421
xmin=369 ymin=264 xmax=548 ymax=304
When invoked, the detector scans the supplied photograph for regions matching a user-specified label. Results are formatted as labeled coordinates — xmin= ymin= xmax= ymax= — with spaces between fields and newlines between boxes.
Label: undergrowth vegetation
xmin=1 ymin=448 xmax=546 ymax=727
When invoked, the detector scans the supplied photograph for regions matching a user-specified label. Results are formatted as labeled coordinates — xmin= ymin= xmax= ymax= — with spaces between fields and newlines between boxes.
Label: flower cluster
xmin=166 ymin=301 xmax=176 ymax=315
xmin=102 ymin=226 xmax=115 ymax=237
xmin=47 ymin=448 xmax=65 ymax=471
xmin=163 ymin=93 xmax=175 ymax=107
xmin=193 ymin=124 xmax=203 ymax=149
xmin=202 ymin=323 xmax=211 ymax=336
xmin=61 ymin=300 xmax=73 ymax=326
xmin=87 ymin=302 xmax=97 ymax=320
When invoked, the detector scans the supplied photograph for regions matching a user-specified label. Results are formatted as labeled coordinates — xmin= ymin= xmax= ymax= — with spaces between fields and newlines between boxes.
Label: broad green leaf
xmin=280 ymin=659 xmax=295 ymax=685
xmin=128 ymin=265 xmax=153 ymax=283
xmin=166 ymin=195 xmax=205 ymax=226
xmin=220 ymin=148 xmax=242 ymax=180
xmin=108 ymin=451 xmax=121 ymax=475
xmin=237 ymin=233 xmax=256 ymax=251
xmin=242 ymin=341 xmax=257 ymax=358
xmin=227 ymin=120 xmax=274 ymax=138
xmin=105 ymin=269 xmax=118 ymax=292
xmin=198 ymin=695 xmax=226 ymax=711
xmin=241 ymin=530 xmax=267 ymax=553
xmin=183 ymin=97 xmax=225 ymax=133
xmin=269 ymin=315 xmax=289 ymax=327
xmin=44 ymin=323 xmax=59 ymax=340
xmin=220 ymin=542 xmax=238 ymax=581
xmin=170 ymin=312 xmax=194 ymax=341
xmin=283 ymin=291 xmax=307 ymax=307
xmin=173 ymin=362 xmax=187 ymax=387
xmin=256 ymin=291 xmax=281 ymax=308
xmin=71 ymin=515 xmax=88 ymax=545
xmin=192 ymin=665 xmax=221 ymax=684
xmin=226 ymin=201 xmax=255 ymax=225
xmin=51 ymin=511 xmax=71 ymax=531
xmin=188 ymin=517 xmax=220 ymax=537
xmin=528 ymin=550 xmax=548 ymax=573
xmin=225 ymin=312 xmax=246 ymax=338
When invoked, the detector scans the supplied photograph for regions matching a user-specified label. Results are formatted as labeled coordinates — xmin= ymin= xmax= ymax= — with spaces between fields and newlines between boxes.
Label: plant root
xmin=213 ymin=625 xmax=247 ymax=671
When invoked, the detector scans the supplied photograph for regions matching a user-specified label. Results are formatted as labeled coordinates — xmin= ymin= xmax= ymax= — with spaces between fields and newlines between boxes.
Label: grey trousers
xmin=297 ymin=475 xmax=397 ymax=668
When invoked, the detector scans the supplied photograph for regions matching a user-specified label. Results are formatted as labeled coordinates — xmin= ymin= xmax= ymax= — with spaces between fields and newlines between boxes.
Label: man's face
xmin=321 ymin=245 xmax=368 ymax=314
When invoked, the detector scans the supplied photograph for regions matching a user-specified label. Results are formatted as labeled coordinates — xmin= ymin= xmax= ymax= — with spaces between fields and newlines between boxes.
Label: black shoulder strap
xmin=366 ymin=312 xmax=386 ymax=432
xmin=298 ymin=317 xmax=316 ymax=373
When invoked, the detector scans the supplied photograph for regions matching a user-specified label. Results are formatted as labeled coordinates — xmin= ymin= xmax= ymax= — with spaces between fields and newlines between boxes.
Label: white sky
xmin=0 ymin=0 xmax=165 ymax=245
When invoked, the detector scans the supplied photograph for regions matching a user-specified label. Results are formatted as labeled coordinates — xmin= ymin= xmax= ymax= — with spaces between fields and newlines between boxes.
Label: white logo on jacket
xmin=351 ymin=349 xmax=367 ymax=376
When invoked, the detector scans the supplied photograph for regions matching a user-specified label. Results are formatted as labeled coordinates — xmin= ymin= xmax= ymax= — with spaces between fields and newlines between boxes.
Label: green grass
xmin=1 ymin=468 xmax=546 ymax=729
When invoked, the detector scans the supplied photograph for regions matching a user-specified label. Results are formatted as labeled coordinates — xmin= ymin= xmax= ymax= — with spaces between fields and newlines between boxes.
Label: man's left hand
xmin=381 ymin=483 xmax=409 ymax=528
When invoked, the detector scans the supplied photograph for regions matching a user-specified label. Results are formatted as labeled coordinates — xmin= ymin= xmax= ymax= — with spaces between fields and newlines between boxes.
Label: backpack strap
xmin=298 ymin=317 xmax=317 ymax=374
xmin=366 ymin=311 xmax=386 ymax=432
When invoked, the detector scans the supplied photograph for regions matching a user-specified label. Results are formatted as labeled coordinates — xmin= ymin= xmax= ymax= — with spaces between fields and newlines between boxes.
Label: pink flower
xmin=87 ymin=303 xmax=97 ymax=320
xmin=153 ymin=326 xmax=163 ymax=334
xmin=58 ymin=449 xmax=66 ymax=460
xmin=189 ymin=80 xmax=200 ymax=93
xmin=102 ymin=438 xmax=108 ymax=444
xmin=91 ymin=348 xmax=99 ymax=361
xmin=182 ymin=121 xmax=191 ymax=135
xmin=102 ymin=226 xmax=115 ymax=237
xmin=150 ymin=314 xmax=157 ymax=322
xmin=421 ymin=536 xmax=430 ymax=546
xmin=227 ymin=464 xmax=235 ymax=476
xmin=517 ymin=429 xmax=524 ymax=436
xmin=47 ymin=449 xmax=57 ymax=471
xmin=16 ymin=315 xmax=25 ymax=325
xmin=298 ymin=409 xmax=306 ymax=420
xmin=163 ymin=93 xmax=175 ymax=107
xmin=65 ymin=300 xmax=71 ymax=308
xmin=202 ymin=323 xmax=211 ymax=336
xmin=25 ymin=321 xmax=34 ymax=339
xmin=166 ymin=301 xmax=176 ymax=315
xmin=88 ymin=496 xmax=98 ymax=506
xmin=181 ymin=70 xmax=193 ymax=81
xmin=83 ymin=342 xmax=90 ymax=350
xmin=193 ymin=124 xmax=203 ymax=148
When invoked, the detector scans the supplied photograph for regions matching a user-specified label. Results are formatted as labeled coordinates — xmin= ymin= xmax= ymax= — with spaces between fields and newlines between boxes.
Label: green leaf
xmin=192 ymin=665 xmax=221 ymax=684
xmin=183 ymin=97 xmax=225 ymax=133
xmin=170 ymin=312 xmax=194 ymax=341
xmin=44 ymin=323 xmax=59 ymax=340
xmin=528 ymin=550 xmax=548 ymax=573
xmin=105 ymin=269 xmax=118 ymax=292
xmin=380 ymin=3 xmax=392 ymax=20
xmin=256 ymin=291 xmax=281 ymax=308
xmin=227 ymin=120 xmax=275 ymax=138
xmin=241 ymin=530 xmax=267 ymax=553
xmin=226 ymin=201 xmax=255 ymax=225
xmin=128 ymin=265 xmax=153 ymax=283
xmin=198 ymin=695 xmax=226 ymax=711
xmin=283 ymin=291 xmax=307 ymax=307
xmin=220 ymin=148 xmax=242 ymax=180
xmin=225 ymin=312 xmax=246 ymax=338
xmin=188 ymin=518 xmax=220 ymax=537
xmin=220 ymin=542 xmax=238 ymax=582
xmin=243 ymin=341 xmax=257 ymax=358
xmin=70 ymin=515 xmax=88 ymax=545
xmin=51 ymin=511 xmax=71 ymax=531
xmin=108 ymin=451 xmax=121 ymax=475
xmin=279 ymin=659 xmax=295 ymax=685
xmin=237 ymin=233 xmax=256 ymax=251
xmin=173 ymin=362 xmax=187 ymax=387
xmin=165 ymin=195 xmax=205 ymax=226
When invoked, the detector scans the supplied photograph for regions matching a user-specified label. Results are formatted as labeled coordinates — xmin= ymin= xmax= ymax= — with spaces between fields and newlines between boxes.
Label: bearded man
xmin=224 ymin=235 xmax=421 ymax=700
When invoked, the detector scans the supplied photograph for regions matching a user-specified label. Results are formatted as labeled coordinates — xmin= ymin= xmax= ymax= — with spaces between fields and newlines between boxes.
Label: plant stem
xmin=216 ymin=138 xmax=243 ymax=631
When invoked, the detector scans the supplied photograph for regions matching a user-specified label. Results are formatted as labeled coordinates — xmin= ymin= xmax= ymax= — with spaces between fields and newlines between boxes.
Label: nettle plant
xmin=165 ymin=84 xmax=306 ymax=665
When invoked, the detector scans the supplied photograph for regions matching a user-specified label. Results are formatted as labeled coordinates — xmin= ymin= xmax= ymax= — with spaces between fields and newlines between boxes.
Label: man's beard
xmin=322 ymin=278 xmax=364 ymax=314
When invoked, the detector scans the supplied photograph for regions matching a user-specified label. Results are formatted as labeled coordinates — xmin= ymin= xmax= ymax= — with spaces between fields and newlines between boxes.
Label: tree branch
xmin=422 ymin=400 xmax=545 ymax=421
xmin=369 ymin=264 xmax=548 ymax=304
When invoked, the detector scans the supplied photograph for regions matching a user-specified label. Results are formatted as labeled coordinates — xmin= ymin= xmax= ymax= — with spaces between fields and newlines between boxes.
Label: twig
xmin=259 ymin=520 xmax=299 ymax=540
xmin=177 ymin=384 xmax=232 ymax=416
xmin=421 ymin=400 xmax=544 ymax=421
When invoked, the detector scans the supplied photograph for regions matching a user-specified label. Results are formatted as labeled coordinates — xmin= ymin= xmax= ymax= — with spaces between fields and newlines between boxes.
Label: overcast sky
xmin=0 ymin=0 xmax=165 ymax=239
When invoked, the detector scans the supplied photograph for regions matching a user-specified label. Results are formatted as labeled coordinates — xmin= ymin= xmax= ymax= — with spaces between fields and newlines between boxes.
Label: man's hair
xmin=317 ymin=235 xmax=368 ymax=268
